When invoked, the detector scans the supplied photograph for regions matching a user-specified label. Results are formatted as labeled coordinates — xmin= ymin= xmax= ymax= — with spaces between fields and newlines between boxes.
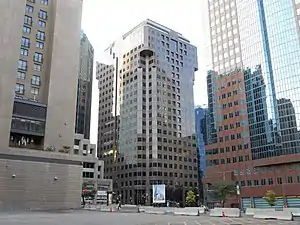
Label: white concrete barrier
xmin=119 ymin=205 xmax=139 ymax=213
xmin=99 ymin=206 xmax=116 ymax=212
xmin=138 ymin=206 xmax=153 ymax=212
xmin=198 ymin=207 xmax=205 ymax=214
xmin=144 ymin=207 xmax=167 ymax=215
xmin=246 ymin=208 xmax=275 ymax=216
xmin=245 ymin=208 xmax=255 ymax=216
xmin=254 ymin=210 xmax=293 ymax=221
xmin=174 ymin=207 xmax=199 ymax=216
xmin=209 ymin=208 xmax=240 ymax=218
xmin=283 ymin=208 xmax=300 ymax=217
xmin=276 ymin=211 xmax=293 ymax=221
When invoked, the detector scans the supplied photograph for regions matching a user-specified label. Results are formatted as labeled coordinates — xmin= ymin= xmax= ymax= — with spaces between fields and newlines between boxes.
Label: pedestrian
xmin=117 ymin=200 xmax=122 ymax=210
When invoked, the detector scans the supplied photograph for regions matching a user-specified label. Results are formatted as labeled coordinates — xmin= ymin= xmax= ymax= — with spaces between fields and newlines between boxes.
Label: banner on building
xmin=152 ymin=184 xmax=166 ymax=203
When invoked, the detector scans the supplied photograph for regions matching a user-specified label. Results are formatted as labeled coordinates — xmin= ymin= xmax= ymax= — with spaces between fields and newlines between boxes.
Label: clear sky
xmin=81 ymin=0 xmax=211 ymax=144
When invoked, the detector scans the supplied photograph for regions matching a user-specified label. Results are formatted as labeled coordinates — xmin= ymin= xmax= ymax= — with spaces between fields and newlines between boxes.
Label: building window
xmin=38 ymin=20 xmax=46 ymax=28
xmin=36 ymin=42 xmax=44 ymax=49
xmin=15 ymin=84 xmax=25 ymax=95
xmin=24 ymin=15 xmax=32 ymax=26
xmin=31 ymin=75 xmax=41 ymax=86
xmin=36 ymin=30 xmax=45 ymax=41
xmin=26 ymin=5 xmax=34 ymax=13
xmin=268 ymin=178 xmax=273 ymax=185
xmin=41 ymin=0 xmax=48 ymax=5
xmin=18 ymin=60 xmax=27 ymax=70
xmin=38 ymin=10 xmax=47 ymax=20
xmin=20 ymin=48 xmax=28 ymax=56
xmin=34 ymin=52 xmax=43 ymax=63
xmin=30 ymin=87 xmax=39 ymax=95
xmin=23 ymin=26 xmax=31 ymax=34
xmin=277 ymin=177 xmax=282 ymax=184
xmin=17 ymin=72 xmax=26 ymax=79
xmin=287 ymin=176 xmax=293 ymax=183
xmin=21 ymin=37 xmax=30 ymax=48
xmin=33 ymin=64 xmax=42 ymax=71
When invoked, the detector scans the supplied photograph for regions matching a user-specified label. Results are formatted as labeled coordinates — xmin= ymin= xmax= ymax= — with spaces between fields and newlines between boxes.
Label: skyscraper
xmin=195 ymin=106 xmax=207 ymax=203
xmin=205 ymin=0 xmax=300 ymax=208
xmin=75 ymin=31 xmax=94 ymax=139
xmin=195 ymin=106 xmax=208 ymax=179
xmin=97 ymin=19 xmax=199 ymax=205
xmin=0 ymin=0 xmax=84 ymax=210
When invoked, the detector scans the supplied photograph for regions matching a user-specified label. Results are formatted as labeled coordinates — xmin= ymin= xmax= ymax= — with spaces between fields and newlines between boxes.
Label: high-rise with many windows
xmin=205 ymin=0 xmax=300 ymax=208
xmin=96 ymin=19 xmax=199 ymax=205
xmin=0 ymin=0 xmax=84 ymax=211
xmin=75 ymin=31 xmax=94 ymax=139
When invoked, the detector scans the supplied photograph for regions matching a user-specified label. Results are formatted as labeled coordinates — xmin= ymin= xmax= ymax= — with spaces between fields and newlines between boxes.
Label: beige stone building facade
xmin=0 ymin=0 xmax=85 ymax=211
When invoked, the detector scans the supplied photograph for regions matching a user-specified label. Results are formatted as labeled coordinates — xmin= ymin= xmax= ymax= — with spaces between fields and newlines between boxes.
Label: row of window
xmin=15 ymin=83 xmax=39 ymax=95
xmin=240 ymin=176 xmax=300 ymax=187
xmin=206 ymin=143 xmax=249 ymax=155
xmin=24 ymin=10 xmax=47 ymax=27
xmin=20 ymin=51 xmax=43 ymax=64
xmin=22 ymin=32 xmax=45 ymax=48
xmin=114 ymin=180 xmax=197 ymax=188
xmin=219 ymin=132 xmax=243 ymax=142
xmin=23 ymin=20 xmax=46 ymax=35
xmin=207 ymin=154 xmax=250 ymax=166
xmin=18 ymin=56 xmax=42 ymax=71
xmin=17 ymin=72 xmax=41 ymax=85
xmin=116 ymin=170 xmax=196 ymax=179
xmin=161 ymin=34 xmax=187 ymax=50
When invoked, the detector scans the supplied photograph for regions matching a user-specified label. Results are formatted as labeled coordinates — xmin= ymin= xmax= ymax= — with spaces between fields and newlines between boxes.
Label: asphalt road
xmin=0 ymin=210 xmax=297 ymax=225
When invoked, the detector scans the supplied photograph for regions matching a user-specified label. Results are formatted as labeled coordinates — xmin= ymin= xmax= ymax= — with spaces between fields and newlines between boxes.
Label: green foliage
xmin=185 ymin=189 xmax=196 ymax=206
xmin=263 ymin=190 xmax=277 ymax=207
xmin=210 ymin=181 xmax=237 ymax=206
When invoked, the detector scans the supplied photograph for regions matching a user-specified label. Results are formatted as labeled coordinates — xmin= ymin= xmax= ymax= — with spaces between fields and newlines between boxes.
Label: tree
xmin=186 ymin=189 xmax=196 ymax=207
xmin=210 ymin=181 xmax=237 ymax=207
xmin=264 ymin=190 xmax=277 ymax=207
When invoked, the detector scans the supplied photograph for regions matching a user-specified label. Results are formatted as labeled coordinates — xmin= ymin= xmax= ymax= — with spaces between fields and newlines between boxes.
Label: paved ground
xmin=0 ymin=210 xmax=297 ymax=225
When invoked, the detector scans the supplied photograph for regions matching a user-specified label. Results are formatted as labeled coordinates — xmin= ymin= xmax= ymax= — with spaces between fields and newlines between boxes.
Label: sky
xmin=81 ymin=0 xmax=211 ymax=144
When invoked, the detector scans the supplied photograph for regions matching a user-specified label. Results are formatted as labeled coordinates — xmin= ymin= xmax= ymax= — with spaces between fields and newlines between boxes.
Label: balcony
xmin=11 ymin=98 xmax=47 ymax=136
xmin=9 ymin=133 xmax=44 ymax=150
xmin=139 ymin=48 xmax=154 ymax=58
xmin=11 ymin=117 xmax=45 ymax=136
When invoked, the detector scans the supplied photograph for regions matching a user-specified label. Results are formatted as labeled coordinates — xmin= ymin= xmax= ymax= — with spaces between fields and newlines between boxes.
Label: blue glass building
xmin=206 ymin=0 xmax=300 ymax=208
xmin=195 ymin=107 xmax=207 ymax=179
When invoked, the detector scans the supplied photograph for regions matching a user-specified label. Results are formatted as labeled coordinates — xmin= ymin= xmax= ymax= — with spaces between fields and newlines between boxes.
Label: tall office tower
xmin=205 ymin=0 xmax=300 ymax=208
xmin=97 ymin=19 xmax=199 ymax=205
xmin=75 ymin=31 xmax=94 ymax=139
xmin=195 ymin=106 xmax=208 ymax=180
xmin=0 ymin=0 xmax=84 ymax=211
xmin=195 ymin=106 xmax=208 ymax=203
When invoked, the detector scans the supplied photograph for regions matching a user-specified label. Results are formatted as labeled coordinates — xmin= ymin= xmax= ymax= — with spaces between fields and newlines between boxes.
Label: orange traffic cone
xmin=222 ymin=211 xmax=225 ymax=217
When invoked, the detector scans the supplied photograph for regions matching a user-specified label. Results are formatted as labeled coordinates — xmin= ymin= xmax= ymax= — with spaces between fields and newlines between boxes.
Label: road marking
xmin=194 ymin=221 xmax=201 ymax=225
xmin=183 ymin=222 xmax=187 ymax=225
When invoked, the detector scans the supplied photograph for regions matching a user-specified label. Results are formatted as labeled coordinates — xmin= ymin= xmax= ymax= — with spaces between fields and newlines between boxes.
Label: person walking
xmin=117 ymin=199 xmax=122 ymax=210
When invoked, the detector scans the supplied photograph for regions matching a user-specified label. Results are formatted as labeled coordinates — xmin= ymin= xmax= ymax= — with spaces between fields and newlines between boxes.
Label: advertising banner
xmin=152 ymin=184 xmax=166 ymax=203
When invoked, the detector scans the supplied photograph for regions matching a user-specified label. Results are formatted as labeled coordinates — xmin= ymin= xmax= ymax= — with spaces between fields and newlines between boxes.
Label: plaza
xmin=0 ymin=210 xmax=298 ymax=225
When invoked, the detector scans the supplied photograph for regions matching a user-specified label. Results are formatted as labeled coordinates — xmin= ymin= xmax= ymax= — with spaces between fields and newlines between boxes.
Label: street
xmin=0 ymin=210 xmax=298 ymax=225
